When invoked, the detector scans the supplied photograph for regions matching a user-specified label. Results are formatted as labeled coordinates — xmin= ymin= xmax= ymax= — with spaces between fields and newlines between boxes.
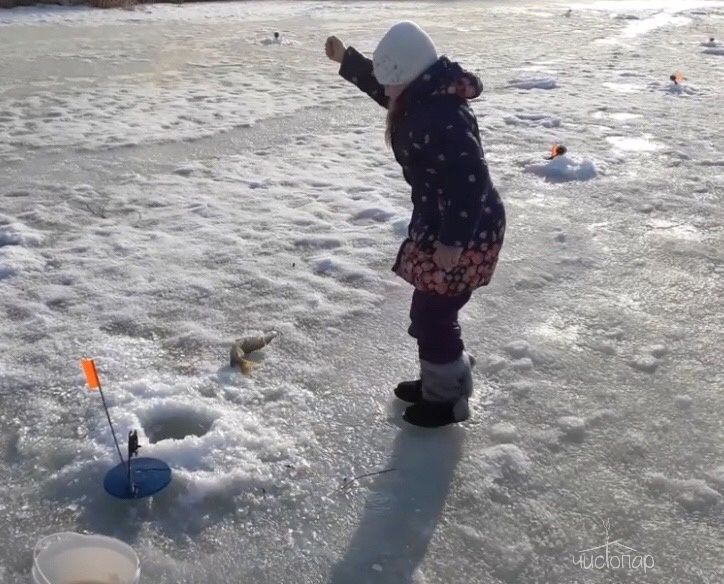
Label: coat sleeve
xmin=339 ymin=47 xmax=390 ymax=109
xmin=429 ymin=112 xmax=487 ymax=247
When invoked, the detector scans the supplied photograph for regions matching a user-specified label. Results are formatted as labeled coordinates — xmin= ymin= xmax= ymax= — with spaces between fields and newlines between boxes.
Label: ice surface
xmin=1 ymin=1 xmax=723 ymax=583
xmin=606 ymin=135 xmax=662 ymax=151
xmin=602 ymin=80 xmax=646 ymax=93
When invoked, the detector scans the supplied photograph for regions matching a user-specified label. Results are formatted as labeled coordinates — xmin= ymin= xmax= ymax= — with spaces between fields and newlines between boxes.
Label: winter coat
xmin=339 ymin=47 xmax=506 ymax=296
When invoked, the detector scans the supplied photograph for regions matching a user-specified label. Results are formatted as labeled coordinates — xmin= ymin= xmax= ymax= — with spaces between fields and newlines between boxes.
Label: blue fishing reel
xmin=104 ymin=431 xmax=171 ymax=499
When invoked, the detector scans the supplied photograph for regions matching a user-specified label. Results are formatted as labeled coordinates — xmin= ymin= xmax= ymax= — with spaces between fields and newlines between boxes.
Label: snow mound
xmin=482 ymin=355 xmax=508 ymax=374
xmin=0 ymin=265 xmax=16 ymax=280
xmin=293 ymin=236 xmax=343 ymax=250
xmin=612 ymin=430 xmax=648 ymax=460
xmin=511 ymin=357 xmax=534 ymax=371
xmin=490 ymin=422 xmax=519 ymax=444
xmin=524 ymin=155 xmax=599 ymax=183
xmin=508 ymin=76 xmax=558 ymax=90
xmin=585 ymin=409 xmax=618 ymax=428
xmin=557 ymin=416 xmax=586 ymax=442
xmin=503 ymin=112 xmax=561 ymax=128
xmin=644 ymin=80 xmax=699 ymax=96
xmin=502 ymin=340 xmax=531 ymax=359
xmin=0 ymin=218 xmax=44 ymax=247
xmin=0 ymin=229 xmax=23 ymax=248
xmin=588 ymin=339 xmax=617 ymax=355
xmin=260 ymin=36 xmax=297 ymax=46
xmin=351 ymin=207 xmax=396 ymax=223
xmin=312 ymin=256 xmax=379 ymax=286
xmin=628 ymin=354 xmax=661 ymax=373
xmin=702 ymin=47 xmax=724 ymax=55
xmin=0 ymin=218 xmax=45 ymax=281
xmin=643 ymin=344 xmax=669 ymax=358
xmin=674 ymin=394 xmax=693 ymax=409
xmin=619 ymin=12 xmax=690 ymax=39
xmin=173 ymin=164 xmax=200 ymax=177
xmin=700 ymin=40 xmax=720 ymax=48
xmin=647 ymin=473 xmax=722 ymax=512
xmin=627 ymin=344 xmax=668 ymax=373
xmin=664 ymin=83 xmax=699 ymax=96
xmin=476 ymin=444 xmax=531 ymax=480
xmin=704 ymin=466 xmax=724 ymax=493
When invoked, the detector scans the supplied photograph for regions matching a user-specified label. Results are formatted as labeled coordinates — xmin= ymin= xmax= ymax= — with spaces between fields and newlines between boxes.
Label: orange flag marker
xmin=669 ymin=71 xmax=685 ymax=85
xmin=545 ymin=144 xmax=567 ymax=160
xmin=79 ymin=357 xmax=126 ymax=465
xmin=80 ymin=358 xmax=101 ymax=390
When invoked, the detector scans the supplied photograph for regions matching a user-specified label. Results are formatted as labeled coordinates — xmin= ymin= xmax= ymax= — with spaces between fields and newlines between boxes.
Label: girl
xmin=325 ymin=22 xmax=506 ymax=427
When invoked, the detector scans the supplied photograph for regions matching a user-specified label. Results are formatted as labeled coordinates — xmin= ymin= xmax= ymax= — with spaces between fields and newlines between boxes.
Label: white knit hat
xmin=372 ymin=21 xmax=439 ymax=86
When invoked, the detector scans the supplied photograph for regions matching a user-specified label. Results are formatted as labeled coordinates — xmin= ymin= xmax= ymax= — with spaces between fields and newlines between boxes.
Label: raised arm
xmin=326 ymin=36 xmax=389 ymax=109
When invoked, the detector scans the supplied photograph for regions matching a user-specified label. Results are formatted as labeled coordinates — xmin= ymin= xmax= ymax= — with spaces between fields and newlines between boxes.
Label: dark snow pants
xmin=408 ymin=289 xmax=472 ymax=364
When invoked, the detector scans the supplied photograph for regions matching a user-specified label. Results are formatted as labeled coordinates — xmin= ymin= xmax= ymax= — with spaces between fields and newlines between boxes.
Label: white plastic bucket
xmin=32 ymin=532 xmax=140 ymax=584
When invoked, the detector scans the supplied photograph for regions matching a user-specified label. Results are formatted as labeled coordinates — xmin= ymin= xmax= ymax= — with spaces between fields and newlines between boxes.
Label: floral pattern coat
xmin=339 ymin=47 xmax=506 ymax=296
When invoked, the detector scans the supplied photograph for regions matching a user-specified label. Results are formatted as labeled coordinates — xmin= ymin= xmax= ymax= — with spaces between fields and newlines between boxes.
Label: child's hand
xmin=433 ymin=242 xmax=463 ymax=270
xmin=325 ymin=36 xmax=346 ymax=63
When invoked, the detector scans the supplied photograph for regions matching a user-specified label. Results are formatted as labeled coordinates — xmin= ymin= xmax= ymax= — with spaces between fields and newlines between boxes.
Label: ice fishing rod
xmin=81 ymin=358 xmax=124 ymax=464
xmin=81 ymin=358 xmax=172 ymax=499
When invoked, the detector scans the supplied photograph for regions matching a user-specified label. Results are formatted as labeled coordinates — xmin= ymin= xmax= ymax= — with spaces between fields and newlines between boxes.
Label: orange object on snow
xmin=669 ymin=71 xmax=685 ymax=85
xmin=80 ymin=358 xmax=101 ymax=390
xmin=546 ymin=144 xmax=567 ymax=160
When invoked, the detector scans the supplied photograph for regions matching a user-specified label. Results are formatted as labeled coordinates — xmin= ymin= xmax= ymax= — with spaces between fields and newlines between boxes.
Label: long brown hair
xmin=385 ymin=93 xmax=407 ymax=147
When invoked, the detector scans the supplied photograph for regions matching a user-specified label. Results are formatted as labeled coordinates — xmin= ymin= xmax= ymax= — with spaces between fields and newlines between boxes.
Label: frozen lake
xmin=1 ymin=1 xmax=722 ymax=582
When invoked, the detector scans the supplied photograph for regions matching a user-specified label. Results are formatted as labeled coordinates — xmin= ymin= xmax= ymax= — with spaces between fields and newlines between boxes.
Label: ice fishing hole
xmin=141 ymin=405 xmax=216 ymax=444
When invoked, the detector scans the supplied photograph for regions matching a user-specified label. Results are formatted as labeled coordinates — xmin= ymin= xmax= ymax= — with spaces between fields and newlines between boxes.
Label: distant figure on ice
xmin=565 ymin=8 xmax=573 ymax=17
xmin=261 ymin=31 xmax=283 ymax=45
xmin=325 ymin=22 xmax=506 ymax=427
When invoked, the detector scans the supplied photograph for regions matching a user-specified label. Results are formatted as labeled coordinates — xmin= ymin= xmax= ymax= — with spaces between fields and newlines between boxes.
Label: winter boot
xmin=395 ymin=356 xmax=475 ymax=407
xmin=403 ymin=352 xmax=474 ymax=428
xmin=394 ymin=379 xmax=423 ymax=403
